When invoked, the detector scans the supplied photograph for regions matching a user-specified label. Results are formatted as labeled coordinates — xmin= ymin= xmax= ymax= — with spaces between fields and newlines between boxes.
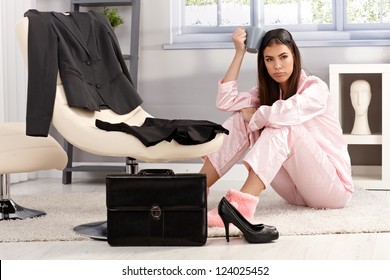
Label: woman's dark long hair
xmin=257 ymin=28 xmax=302 ymax=106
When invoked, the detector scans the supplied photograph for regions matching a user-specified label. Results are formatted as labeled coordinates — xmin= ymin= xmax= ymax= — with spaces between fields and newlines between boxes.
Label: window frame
xmin=164 ymin=0 xmax=390 ymax=49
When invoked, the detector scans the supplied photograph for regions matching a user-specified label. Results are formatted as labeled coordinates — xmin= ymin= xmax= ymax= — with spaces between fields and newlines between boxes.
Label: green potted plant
xmin=102 ymin=7 xmax=125 ymax=29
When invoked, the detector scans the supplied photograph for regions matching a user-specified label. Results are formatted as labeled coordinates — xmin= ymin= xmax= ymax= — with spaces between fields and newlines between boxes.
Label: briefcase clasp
xmin=150 ymin=205 xmax=162 ymax=220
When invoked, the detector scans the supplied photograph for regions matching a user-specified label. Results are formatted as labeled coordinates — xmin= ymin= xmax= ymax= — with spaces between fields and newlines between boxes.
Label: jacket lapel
xmin=51 ymin=12 xmax=91 ymax=58
xmin=71 ymin=12 xmax=101 ymax=62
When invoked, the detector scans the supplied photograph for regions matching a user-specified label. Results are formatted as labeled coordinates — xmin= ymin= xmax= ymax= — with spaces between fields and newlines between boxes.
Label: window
xmin=165 ymin=0 xmax=390 ymax=49
xmin=263 ymin=0 xmax=333 ymax=28
xmin=346 ymin=0 xmax=390 ymax=29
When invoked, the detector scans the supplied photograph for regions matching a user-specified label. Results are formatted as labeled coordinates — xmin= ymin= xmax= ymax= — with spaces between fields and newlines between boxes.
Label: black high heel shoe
xmin=218 ymin=197 xmax=279 ymax=243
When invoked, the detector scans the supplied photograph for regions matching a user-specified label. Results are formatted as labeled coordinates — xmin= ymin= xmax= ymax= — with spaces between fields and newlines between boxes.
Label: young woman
xmin=202 ymin=28 xmax=354 ymax=227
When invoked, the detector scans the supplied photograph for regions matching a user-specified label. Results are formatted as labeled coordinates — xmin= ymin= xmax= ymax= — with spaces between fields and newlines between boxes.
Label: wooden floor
xmin=1 ymin=176 xmax=390 ymax=261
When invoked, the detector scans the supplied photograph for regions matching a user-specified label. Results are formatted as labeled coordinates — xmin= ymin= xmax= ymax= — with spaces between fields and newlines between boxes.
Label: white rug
xmin=210 ymin=187 xmax=390 ymax=237
xmin=1 ymin=187 xmax=389 ymax=242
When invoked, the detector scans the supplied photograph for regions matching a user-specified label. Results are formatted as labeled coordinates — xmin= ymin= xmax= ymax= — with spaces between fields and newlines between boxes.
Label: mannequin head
xmin=350 ymin=80 xmax=372 ymax=116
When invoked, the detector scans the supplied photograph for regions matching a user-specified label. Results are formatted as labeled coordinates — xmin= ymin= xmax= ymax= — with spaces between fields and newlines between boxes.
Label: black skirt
xmin=95 ymin=117 xmax=228 ymax=147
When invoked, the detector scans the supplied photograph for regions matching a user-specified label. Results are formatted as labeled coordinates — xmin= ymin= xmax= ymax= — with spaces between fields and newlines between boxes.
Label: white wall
xmin=35 ymin=0 xmax=390 ymax=164
xmin=36 ymin=0 xmax=69 ymax=11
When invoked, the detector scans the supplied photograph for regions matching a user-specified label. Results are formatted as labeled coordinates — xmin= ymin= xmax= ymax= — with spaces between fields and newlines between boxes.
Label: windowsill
xmin=299 ymin=39 xmax=390 ymax=47
xmin=163 ymin=42 xmax=233 ymax=50
xmin=164 ymin=30 xmax=390 ymax=49
xmin=163 ymin=39 xmax=390 ymax=50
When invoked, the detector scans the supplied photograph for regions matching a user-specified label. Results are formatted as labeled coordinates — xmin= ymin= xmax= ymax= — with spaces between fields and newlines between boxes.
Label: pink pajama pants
xmin=207 ymin=112 xmax=352 ymax=209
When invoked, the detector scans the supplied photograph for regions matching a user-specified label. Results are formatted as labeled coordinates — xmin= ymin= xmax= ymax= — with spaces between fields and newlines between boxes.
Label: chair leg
xmin=62 ymin=140 xmax=73 ymax=184
xmin=0 ymin=174 xmax=46 ymax=221
xmin=126 ymin=157 xmax=138 ymax=174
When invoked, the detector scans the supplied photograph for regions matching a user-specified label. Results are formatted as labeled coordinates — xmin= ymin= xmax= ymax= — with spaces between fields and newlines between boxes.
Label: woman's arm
xmin=248 ymin=76 xmax=329 ymax=130
xmin=222 ymin=27 xmax=247 ymax=83
xmin=216 ymin=27 xmax=260 ymax=112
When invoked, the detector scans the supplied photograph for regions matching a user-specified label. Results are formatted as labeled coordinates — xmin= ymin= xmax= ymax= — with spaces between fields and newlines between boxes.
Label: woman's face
xmin=263 ymin=43 xmax=294 ymax=91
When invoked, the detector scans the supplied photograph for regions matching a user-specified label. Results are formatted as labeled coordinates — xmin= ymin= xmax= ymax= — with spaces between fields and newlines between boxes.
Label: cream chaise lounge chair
xmin=15 ymin=16 xmax=222 ymax=238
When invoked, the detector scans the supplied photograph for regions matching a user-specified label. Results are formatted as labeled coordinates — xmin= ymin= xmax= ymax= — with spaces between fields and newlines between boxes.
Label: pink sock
xmin=208 ymin=188 xmax=259 ymax=227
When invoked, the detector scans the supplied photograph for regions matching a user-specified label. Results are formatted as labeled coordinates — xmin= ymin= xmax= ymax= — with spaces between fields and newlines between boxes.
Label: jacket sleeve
xmin=216 ymin=79 xmax=260 ymax=112
xmin=25 ymin=10 xmax=59 ymax=137
xmin=248 ymin=77 xmax=329 ymax=131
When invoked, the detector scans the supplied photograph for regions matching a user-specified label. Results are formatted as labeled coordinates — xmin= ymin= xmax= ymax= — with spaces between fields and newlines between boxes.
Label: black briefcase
xmin=106 ymin=169 xmax=207 ymax=246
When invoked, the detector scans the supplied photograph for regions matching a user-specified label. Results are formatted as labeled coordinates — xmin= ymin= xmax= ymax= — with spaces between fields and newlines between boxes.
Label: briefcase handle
xmin=138 ymin=169 xmax=175 ymax=176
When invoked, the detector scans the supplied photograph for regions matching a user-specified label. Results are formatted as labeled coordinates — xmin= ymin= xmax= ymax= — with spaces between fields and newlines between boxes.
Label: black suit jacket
xmin=25 ymin=10 xmax=143 ymax=136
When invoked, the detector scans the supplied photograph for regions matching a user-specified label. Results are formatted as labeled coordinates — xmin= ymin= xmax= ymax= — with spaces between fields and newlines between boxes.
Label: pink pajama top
xmin=216 ymin=70 xmax=353 ymax=192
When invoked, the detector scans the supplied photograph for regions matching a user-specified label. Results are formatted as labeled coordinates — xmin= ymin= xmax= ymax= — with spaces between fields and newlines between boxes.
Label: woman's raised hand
xmin=232 ymin=27 xmax=247 ymax=54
